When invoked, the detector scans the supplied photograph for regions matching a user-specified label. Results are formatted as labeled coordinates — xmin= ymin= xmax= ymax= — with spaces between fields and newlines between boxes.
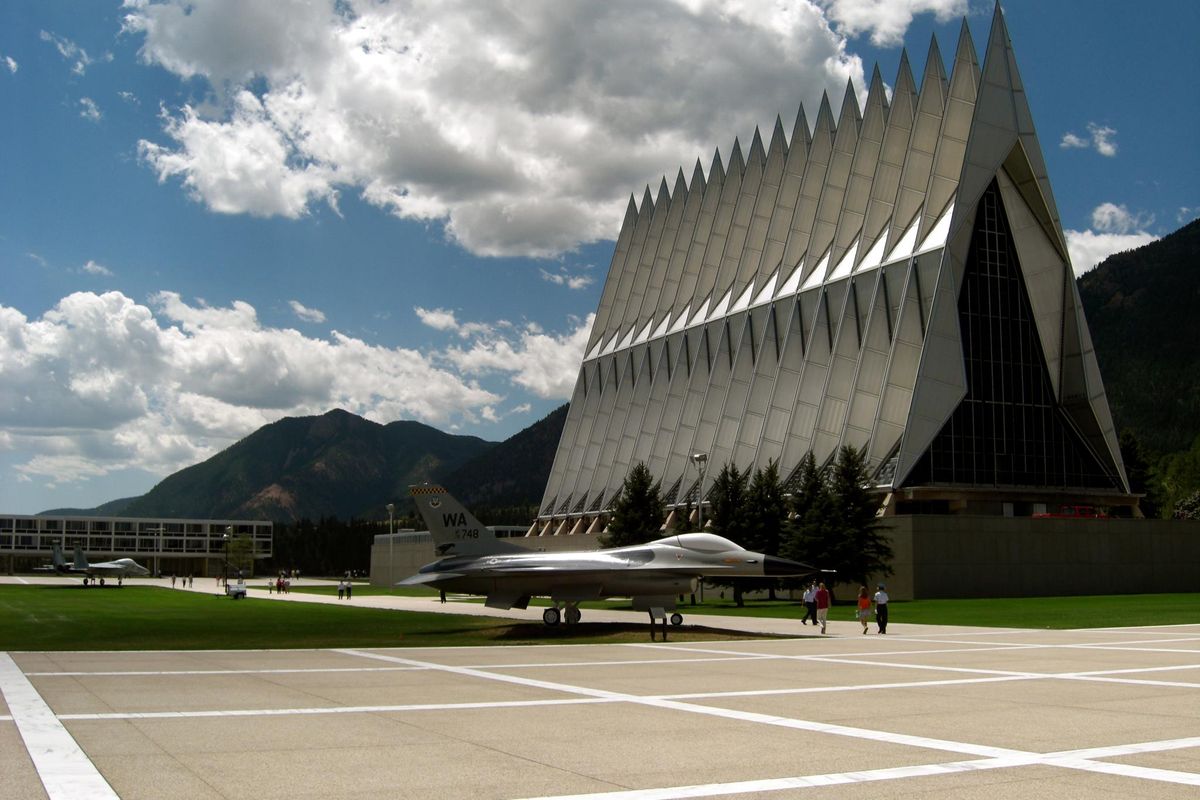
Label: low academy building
xmin=0 ymin=514 xmax=273 ymax=577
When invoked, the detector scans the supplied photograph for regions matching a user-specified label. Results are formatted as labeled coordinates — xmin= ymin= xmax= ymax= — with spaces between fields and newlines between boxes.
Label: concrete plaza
xmin=1 ymin=578 xmax=1197 ymax=798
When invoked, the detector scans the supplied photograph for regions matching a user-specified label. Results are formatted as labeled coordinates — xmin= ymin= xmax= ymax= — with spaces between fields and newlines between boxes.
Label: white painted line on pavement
xmin=0 ymin=653 xmax=118 ymax=800
xmin=335 ymin=648 xmax=1030 ymax=760
xmin=1053 ymin=735 xmax=1200 ymax=760
xmin=514 ymin=756 xmax=1034 ymax=800
xmin=60 ymin=696 xmax=616 ymax=720
xmin=27 ymin=653 xmax=776 ymax=677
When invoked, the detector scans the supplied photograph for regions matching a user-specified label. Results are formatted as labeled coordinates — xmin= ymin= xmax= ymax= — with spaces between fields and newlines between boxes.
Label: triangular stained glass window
xmin=905 ymin=182 xmax=1119 ymax=491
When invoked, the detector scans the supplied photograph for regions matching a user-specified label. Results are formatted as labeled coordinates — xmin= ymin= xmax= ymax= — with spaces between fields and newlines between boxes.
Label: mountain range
xmin=44 ymin=220 xmax=1198 ymax=521
xmin=1078 ymin=218 xmax=1200 ymax=457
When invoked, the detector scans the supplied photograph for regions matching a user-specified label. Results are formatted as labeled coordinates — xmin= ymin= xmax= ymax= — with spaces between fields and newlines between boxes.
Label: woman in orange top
xmin=857 ymin=586 xmax=871 ymax=634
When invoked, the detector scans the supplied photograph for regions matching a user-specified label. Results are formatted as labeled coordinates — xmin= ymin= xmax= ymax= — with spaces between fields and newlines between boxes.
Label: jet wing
xmin=396 ymin=571 xmax=463 ymax=586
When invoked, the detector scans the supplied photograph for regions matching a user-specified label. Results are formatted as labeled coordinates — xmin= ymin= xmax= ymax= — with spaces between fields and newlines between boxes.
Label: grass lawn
xmin=0 ymin=585 xmax=775 ymax=651
xmin=654 ymin=591 xmax=1200 ymax=629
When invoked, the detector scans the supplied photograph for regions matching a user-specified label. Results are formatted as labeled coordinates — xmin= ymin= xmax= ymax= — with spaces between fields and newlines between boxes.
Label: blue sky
xmin=1 ymin=0 xmax=1197 ymax=514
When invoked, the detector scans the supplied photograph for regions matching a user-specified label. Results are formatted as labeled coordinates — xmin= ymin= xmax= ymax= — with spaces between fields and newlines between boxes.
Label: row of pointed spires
xmin=625 ymin=22 xmax=975 ymax=222
xmin=543 ymin=2 xmax=1124 ymax=521
xmin=586 ymin=16 xmax=984 ymax=356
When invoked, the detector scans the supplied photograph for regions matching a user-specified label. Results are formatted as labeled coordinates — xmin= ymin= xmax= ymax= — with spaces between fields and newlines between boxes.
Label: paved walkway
xmin=1 ymin=574 xmax=1015 ymax=638
xmin=167 ymin=575 xmax=966 ymax=636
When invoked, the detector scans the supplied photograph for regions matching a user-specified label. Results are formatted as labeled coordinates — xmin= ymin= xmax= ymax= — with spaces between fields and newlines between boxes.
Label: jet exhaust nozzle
xmin=763 ymin=555 xmax=813 ymax=576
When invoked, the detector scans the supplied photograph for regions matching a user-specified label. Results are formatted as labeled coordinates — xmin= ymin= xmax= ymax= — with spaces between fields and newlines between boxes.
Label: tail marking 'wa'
xmin=408 ymin=485 xmax=523 ymax=557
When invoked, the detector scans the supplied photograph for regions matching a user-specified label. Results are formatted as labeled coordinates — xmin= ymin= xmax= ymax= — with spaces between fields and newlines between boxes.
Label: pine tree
xmin=781 ymin=451 xmax=824 ymax=564
xmin=707 ymin=462 xmax=750 ymax=540
xmin=601 ymin=462 xmax=664 ymax=547
xmin=744 ymin=460 xmax=788 ymax=598
xmin=706 ymin=462 xmax=751 ymax=605
xmin=828 ymin=445 xmax=892 ymax=587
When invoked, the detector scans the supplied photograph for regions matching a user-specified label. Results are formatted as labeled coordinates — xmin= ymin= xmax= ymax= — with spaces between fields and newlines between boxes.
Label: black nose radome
xmin=763 ymin=555 xmax=813 ymax=576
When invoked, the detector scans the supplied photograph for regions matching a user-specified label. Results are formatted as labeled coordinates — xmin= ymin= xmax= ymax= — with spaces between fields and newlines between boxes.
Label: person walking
xmin=857 ymin=586 xmax=871 ymax=634
xmin=873 ymin=583 xmax=890 ymax=634
xmin=337 ymin=579 xmax=345 ymax=600
xmin=815 ymin=582 xmax=831 ymax=634
xmin=802 ymin=581 xmax=817 ymax=625
xmin=345 ymin=580 xmax=352 ymax=600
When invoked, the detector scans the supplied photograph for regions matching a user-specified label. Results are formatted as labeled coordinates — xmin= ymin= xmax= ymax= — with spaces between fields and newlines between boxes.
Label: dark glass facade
xmin=907 ymin=182 xmax=1120 ymax=491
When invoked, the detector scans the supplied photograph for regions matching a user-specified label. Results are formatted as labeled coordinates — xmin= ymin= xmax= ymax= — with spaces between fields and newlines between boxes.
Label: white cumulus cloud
xmin=81 ymin=259 xmax=113 ymax=276
xmin=414 ymin=306 xmax=493 ymax=338
xmin=539 ymin=267 xmax=594 ymax=290
xmin=39 ymin=30 xmax=110 ymax=76
xmin=446 ymin=314 xmax=593 ymax=399
xmin=414 ymin=306 xmax=459 ymax=332
xmin=818 ymin=0 xmax=965 ymax=46
xmin=1060 ymin=131 xmax=1088 ymax=149
xmin=139 ymin=91 xmax=337 ymax=218
xmin=0 ymin=291 xmax=504 ymax=484
xmin=79 ymin=97 xmax=102 ymax=122
xmin=1090 ymin=202 xmax=1151 ymax=235
xmin=1065 ymin=202 xmax=1158 ymax=276
xmin=1060 ymin=122 xmax=1118 ymax=157
xmin=119 ymin=0 xmax=932 ymax=258
xmin=288 ymin=300 xmax=326 ymax=323
xmin=3 ymin=56 xmax=16 ymax=74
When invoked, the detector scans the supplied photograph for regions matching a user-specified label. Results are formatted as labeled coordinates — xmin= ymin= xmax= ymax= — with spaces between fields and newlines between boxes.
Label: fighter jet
xmin=40 ymin=543 xmax=150 ymax=586
xmin=400 ymin=484 xmax=815 ymax=625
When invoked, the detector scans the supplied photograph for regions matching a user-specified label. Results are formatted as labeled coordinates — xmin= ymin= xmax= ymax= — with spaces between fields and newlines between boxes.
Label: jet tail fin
xmin=408 ymin=484 xmax=523 ymax=557
xmin=51 ymin=543 xmax=67 ymax=570
xmin=72 ymin=546 xmax=88 ymax=570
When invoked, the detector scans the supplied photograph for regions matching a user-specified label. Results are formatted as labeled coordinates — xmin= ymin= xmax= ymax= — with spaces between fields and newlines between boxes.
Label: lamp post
xmin=690 ymin=452 xmax=708 ymax=603
xmin=223 ymin=527 xmax=231 ymax=588
xmin=691 ymin=453 xmax=709 ymax=531
xmin=386 ymin=503 xmax=395 ymax=590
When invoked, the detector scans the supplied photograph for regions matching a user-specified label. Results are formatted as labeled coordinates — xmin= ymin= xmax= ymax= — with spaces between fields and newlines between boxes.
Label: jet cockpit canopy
xmin=669 ymin=533 xmax=743 ymax=553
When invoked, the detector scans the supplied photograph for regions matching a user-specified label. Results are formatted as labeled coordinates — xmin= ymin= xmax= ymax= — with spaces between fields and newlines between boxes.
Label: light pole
xmin=690 ymin=452 xmax=708 ymax=603
xmin=691 ymin=453 xmax=709 ymax=531
xmin=386 ymin=503 xmax=395 ymax=590
xmin=223 ymin=527 xmax=231 ymax=588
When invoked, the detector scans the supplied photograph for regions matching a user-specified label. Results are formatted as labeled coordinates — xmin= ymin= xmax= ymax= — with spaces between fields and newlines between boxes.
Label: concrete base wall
xmin=881 ymin=516 xmax=1200 ymax=600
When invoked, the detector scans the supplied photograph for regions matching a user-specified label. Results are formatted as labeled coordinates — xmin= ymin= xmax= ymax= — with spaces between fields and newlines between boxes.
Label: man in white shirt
xmin=873 ymin=583 xmax=890 ymax=634
xmin=801 ymin=581 xmax=817 ymax=625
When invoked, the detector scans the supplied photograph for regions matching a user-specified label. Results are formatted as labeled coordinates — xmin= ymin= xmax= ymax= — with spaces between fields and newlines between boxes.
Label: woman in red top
xmin=857 ymin=586 xmax=871 ymax=634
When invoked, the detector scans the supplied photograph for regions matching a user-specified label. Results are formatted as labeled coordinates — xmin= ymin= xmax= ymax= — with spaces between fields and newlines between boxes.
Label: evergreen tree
xmin=672 ymin=498 xmax=696 ymax=534
xmin=1119 ymin=429 xmax=1158 ymax=517
xmin=601 ymin=462 xmax=664 ymax=547
xmin=707 ymin=462 xmax=751 ymax=605
xmin=1173 ymin=489 xmax=1200 ymax=520
xmin=781 ymin=451 xmax=825 ymax=564
xmin=744 ymin=460 xmax=788 ymax=599
xmin=744 ymin=461 xmax=787 ymax=556
xmin=707 ymin=462 xmax=750 ymax=540
xmin=1156 ymin=434 xmax=1200 ymax=519
xmin=828 ymin=445 xmax=892 ymax=587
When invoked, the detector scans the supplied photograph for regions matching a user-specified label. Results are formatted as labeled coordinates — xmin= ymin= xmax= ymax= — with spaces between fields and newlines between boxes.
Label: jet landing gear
xmin=670 ymin=612 xmax=683 ymax=626
xmin=542 ymin=603 xmax=582 ymax=626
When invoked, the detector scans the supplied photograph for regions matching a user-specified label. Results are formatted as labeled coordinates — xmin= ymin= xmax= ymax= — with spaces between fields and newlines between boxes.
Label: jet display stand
xmin=648 ymin=607 xmax=669 ymax=641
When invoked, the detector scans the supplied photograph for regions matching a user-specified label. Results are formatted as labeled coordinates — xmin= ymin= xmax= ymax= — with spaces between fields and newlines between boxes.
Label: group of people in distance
xmin=801 ymin=580 xmax=889 ymax=635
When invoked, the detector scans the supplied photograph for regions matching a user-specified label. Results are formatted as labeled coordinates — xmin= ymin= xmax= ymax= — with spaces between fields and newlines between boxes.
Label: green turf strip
xmin=1 ymin=586 xmax=1194 ymax=651
xmin=570 ymin=592 xmax=1199 ymax=629
xmin=0 ymin=585 xmax=774 ymax=651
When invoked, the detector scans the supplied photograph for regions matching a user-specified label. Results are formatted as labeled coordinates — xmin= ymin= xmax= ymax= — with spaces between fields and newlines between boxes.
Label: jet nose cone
xmin=763 ymin=555 xmax=813 ymax=576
